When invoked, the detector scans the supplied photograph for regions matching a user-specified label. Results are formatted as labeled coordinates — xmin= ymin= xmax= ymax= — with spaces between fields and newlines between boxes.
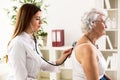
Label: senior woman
xmin=71 ymin=8 xmax=111 ymax=80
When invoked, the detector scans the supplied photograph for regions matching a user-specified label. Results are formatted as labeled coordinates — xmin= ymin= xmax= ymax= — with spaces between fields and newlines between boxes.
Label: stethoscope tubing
xmin=33 ymin=34 xmax=72 ymax=66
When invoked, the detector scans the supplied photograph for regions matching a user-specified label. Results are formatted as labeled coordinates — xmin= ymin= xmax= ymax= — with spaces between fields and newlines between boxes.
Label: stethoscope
xmin=30 ymin=23 xmax=76 ymax=66
xmin=33 ymin=34 xmax=76 ymax=66
xmin=31 ymin=26 xmax=77 ymax=66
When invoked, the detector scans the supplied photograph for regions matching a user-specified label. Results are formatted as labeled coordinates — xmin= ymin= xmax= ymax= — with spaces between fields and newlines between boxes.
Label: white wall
xmin=0 ymin=0 xmax=13 ymax=57
xmin=46 ymin=0 xmax=97 ymax=46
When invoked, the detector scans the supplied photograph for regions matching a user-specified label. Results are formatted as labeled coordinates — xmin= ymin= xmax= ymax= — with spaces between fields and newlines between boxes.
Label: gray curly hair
xmin=81 ymin=8 xmax=108 ymax=33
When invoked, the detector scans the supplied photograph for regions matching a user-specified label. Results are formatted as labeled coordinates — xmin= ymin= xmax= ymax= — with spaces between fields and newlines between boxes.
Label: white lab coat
xmin=7 ymin=32 xmax=60 ymax=80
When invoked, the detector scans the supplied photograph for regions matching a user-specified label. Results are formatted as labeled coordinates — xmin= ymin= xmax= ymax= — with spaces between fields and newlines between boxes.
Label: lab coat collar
xmin=21 ymin=32 xmax=34 ymax=40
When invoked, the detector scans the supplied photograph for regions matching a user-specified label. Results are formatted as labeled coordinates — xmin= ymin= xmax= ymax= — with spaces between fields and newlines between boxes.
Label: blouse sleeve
xmin=8 ymin=40 xmax=37 ymax=80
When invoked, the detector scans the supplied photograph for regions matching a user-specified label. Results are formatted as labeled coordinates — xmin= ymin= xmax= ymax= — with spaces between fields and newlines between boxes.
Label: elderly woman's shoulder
xmin=75 ymin=43 xmax=95 ymax=54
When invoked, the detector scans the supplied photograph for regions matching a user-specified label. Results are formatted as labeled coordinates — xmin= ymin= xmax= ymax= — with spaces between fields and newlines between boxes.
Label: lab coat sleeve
xmin=8 ymin=41 xmax=36 ymax=80
xmin=37 ymin=46 xmax=61 ymax=73
xmin=40 ymin=60 xmax=61 ymax=72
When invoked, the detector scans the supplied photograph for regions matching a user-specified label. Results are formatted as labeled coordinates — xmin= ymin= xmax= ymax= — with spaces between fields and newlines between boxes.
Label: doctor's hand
xmin=63 ymin=48 xmax=73 ymax=58
xmin=56 ymin=48 xmax=73 ymax=65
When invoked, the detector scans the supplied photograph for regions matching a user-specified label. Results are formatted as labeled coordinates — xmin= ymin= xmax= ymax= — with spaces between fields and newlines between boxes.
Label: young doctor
xmin=7 ymin=3 xmax=72 ymax=80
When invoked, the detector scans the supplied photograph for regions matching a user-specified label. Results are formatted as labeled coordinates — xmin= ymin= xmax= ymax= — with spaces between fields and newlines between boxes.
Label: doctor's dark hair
xmin=81 ymin=8 xmax=108 ymax=33
xmin=8 ymin=3 xmax=41 ymax=46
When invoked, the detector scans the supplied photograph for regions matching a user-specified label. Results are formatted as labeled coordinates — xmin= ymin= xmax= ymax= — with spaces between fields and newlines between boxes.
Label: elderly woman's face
xmin=93 ymin=15 xmax=107 ymax=36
